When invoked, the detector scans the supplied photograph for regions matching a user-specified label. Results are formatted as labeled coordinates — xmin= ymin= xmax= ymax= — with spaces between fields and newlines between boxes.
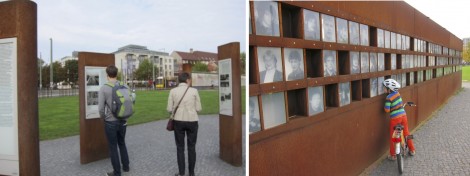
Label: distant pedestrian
xmin=167 ymin=72 xmax=202 ymax=176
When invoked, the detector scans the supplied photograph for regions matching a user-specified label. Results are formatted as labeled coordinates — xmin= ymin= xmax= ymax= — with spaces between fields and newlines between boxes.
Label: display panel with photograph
xmin=323 ymin=50 xmax=337 ymax=77
xmin=321 ymin=14 xmax=336 ymax=42
xmin=257 ymin=47 xmax=283 ymax=83
xmin=384 ymin=30 xmax=390 ymax=48
xmin=349 ymin=21 xmax=360 ymax=45
xmin=261 ymin=92 xmax=286 ymax=129
xmin=284 ymin=48 xmax=304 ymax=81
xmin=350 ymin=52 xmax=360 ymax=74
xmin=336 ymin=18 xmax=348 ymax=44
xmin=378 ymin=77 xmax=385 ymax=95
xmin=85 ymin=66 xmax=107 ymax=119
xmin=254 ymin=1 xmax=280 ymax=37
xmin=360 ymin=24 xmax=369 ymax=46
xmin=378 ymin=53 xmax=384 ymax=71
xmin=219 ymin=59 xmax=233 ymax=116
xmin=339 ymin=82 xmax=351 ymax=106
xmin=361 ymin=52 xmax=369 ymax=73
xmin=391 ymin=54 xmax=397 ymax=70
xmin=308 ymin=86 xmax=324 ymax=116
xmin=391 ymin=32 xmax=396 ymax=49
xmin=401 ymin=73 xmax=406 ymax=87
xmin=369 ymin=52 xmax=377 ymax=72
xmin=377 ymin=28 xmax=384 ymax=48
xmin=303 ymin=9 xmax=320 ymax=41
xmin=409 ymin=72 xmax=414 ymax=85
xmin=249 ymin=96 xmax=261 ymax=133
xmin=370 ymin=78 xmax=378 ymax=97
xmin=396 ymin=33 xmax=402 ymax=50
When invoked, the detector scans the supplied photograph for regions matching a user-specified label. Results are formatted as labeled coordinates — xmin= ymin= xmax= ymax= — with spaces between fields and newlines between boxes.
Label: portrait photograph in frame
xmin=283 ymin=48 xmax=304 ymax=81
xmin=360 ymin=24 xmax=369 ymax=46
xmin=261 ymin=92 xmax=287 ymax=129
xmin=391 ymin=54 xmax=397 ymax=70
xmin=336 ymin=18 xmax=348 ymax=44
xmin=308 ymin=86 xmax=325 ymax=116
xmin=249 ymin=96 xmax=261 ymax=134
xmin=369 ymin=52 xmax=377 ymax=72
xmin=378 ymin=77 xmax=385 ymax=95
xmin=391 ymin=32 xmax=396 ymax=49
xmin=257 ymin=47 xmax=283 ymax=83
xmin=384 ymin=30 xmax=390 ymax=48
xmin=370 ymin=78 xmax=378 ymax=97
xmin=321 ymin=14 xmax=336 ymax=42
xmin=303 ymin=9 xmax=320 ymax=41
xmin=350 ymin=52 xmax=360 ymax=74
xmin=349 ymin=21 xmax=360 ymax=45
xmin=339 ymin=82 xmax=351 ymax=107
xmin=361 ymin=52 xmax=369 ymax=73
xmin=323 ymin=50 xmax=337 ymax=77
xmin=378 ymin=53 xmax=384 ymax=71
xmin=254 ymin=1 xmax=280 ymax=37
xmin=377 ymin=28 xmax=384 ymax=48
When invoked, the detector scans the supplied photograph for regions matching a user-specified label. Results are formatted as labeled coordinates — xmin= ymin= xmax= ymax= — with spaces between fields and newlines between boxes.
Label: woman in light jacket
xmin=167 ymin=72 xmax=202 ymax=176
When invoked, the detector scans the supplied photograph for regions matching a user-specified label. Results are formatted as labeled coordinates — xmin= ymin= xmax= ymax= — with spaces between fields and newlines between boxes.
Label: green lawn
xmin=39 ymin=87 xmax=245 ymax=140
xmin=463 ymin=66 xmax=470 ymax=81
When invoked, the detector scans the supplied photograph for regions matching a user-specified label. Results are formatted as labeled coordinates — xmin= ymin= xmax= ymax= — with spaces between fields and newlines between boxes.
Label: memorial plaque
xmin=219 ymin=59 xmax=233 ymax=116
xmin=84 ymin=66 xmax=107 ymax=119
xmin=0 ymin=38 xmax=19 ymax=176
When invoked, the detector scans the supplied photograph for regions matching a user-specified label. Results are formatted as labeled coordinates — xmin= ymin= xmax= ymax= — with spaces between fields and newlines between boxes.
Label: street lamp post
xmin=50 ymin=38 xmax=53 ymax=89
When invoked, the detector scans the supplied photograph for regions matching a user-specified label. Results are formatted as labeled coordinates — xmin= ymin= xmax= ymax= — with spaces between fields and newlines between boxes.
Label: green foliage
xmin=463 ymin=42 xmax=470 ymax=63
xmin=462 ymin=66 xmax=470 ymax=81
xmin=64 ymin=60 xmax=78 ymax=84
xmin=134 ymin=59 xmax=158 ymax=80
xmin=192 ymin=62 xmax=209 ymax=72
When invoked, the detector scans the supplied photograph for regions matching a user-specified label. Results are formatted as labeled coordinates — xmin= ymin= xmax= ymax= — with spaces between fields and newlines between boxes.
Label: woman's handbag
xmin=166 ymin=86 xmax=190 ymax=131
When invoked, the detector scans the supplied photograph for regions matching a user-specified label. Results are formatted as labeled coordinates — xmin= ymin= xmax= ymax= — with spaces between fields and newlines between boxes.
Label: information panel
xmin=0 ymin=38 xmax=19 ymax=175
xmin=84 ymin=66 xmax=107 ymax=119
xmin=219 ymin=59 xmax=233 ymax=116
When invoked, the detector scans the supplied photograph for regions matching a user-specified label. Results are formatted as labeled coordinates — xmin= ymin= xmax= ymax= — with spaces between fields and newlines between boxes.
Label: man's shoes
xmin=387 ymin=155 xmax=397 ymax=161
xmin=106 ymin=172 xmax=115 ymax=176
xmin=189 ymin=173 xmax=195 ymax=176
xmin=409 ymin=150 xmax=416 ymax=156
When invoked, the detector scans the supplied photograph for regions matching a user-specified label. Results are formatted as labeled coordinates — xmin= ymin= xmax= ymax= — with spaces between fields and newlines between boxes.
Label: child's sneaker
xmin=409 ymin=150 xmax=416 ymax=156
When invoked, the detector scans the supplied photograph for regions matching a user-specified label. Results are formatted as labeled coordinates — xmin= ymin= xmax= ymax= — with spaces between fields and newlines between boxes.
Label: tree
xmin=64 ymin=60 xmax=78 ymax=84
xmin=134 ymin=59 xmax=158 ymax=80
xmin=192 ymin=62 xmax=208 ymax=72
xmin=463 ymin=42 xmax=470 ymax=63
xmin=241 ymin=52 xmax=246 ymax=75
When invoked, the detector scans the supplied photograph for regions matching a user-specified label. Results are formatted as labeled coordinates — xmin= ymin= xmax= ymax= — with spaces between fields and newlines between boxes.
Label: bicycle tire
xmin=397 ymin=152 xmax=404 ymax=174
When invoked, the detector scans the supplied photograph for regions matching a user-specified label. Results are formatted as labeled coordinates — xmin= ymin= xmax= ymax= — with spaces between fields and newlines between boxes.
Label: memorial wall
xmin=248 ymin=1 xmax=463 ymax=175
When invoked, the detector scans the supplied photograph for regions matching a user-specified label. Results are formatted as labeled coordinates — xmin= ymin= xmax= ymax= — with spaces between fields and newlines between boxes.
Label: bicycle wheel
xmin=397 ymin=152 xmax=404 ymax=174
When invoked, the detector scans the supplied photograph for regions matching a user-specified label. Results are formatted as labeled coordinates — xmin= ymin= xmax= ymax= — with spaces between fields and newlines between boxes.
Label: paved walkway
xmin=40 ymin=115 xmax=245 ymax=176
xmin=367 ymin=82 xmax=470 ymax=176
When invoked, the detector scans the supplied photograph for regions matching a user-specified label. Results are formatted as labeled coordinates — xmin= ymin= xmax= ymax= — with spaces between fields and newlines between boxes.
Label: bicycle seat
xmin=394 ymin=124 xmax=404 ymax=130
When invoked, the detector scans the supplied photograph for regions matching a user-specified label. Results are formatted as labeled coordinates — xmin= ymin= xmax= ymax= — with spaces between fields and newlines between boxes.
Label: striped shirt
xmin=384 ymin=91 xmax=406 ymax=118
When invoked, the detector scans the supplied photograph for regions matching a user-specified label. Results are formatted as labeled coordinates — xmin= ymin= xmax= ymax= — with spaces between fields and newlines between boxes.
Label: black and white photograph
xmin=339 ymin=82 xmax=351 ymax=106
xmin=385 ymin=30 xmax=390 ymax=48
xmin=378 ymin=53 xmax=384 ymax=71
xmin=86 ymin=74 xmax=99 ymax=86
xmin=336 ymin=18 xmax=348 ymax=44
xmin=254 ymin=1 xmax=280 ymax=37
xmin=87 ymin=91 xmax=98 ymax=106
xmin=401 ymin=73 xmax=406 ymax=87
xmin=323 ymin=50 xmax=337 ymax=77
xmin=360 ymin=24 xmax=369 ymax=46
xmin=377 ymin=28 xmax=384 ymax=48
xmin=369 ymin=52 xmax=377 ymax=72
xmin=378 ymin=77 xmax=385 ymax=95
xmin=391 ymin=32 xmax=396 ymax=49
xmin=308 ymin=86 xmax=324 ymax=116
xmin=410 ymin=72 xmax=414 ymax=85
xmin=402 ymin=55 xmax=408 ymax=69
xmin=249 ymin=96 xmax=261 ymax=134
xmin=284 ymin=48 xmax=304 ymax=81
xmin=361 ymin=52 xmax=369 ymax=73
xmin=257 ymin=47 xmax=283 ymax=83
xmin=261 ymin=92 xmax=286 ymax=129
xmin=303 ymin=9 xmax=320 ymax=41
xmin=350 ymin=52 xmax=360 ymax=74
xmin=321 ymin=14 xmax=336 ymax=42
xmin=370 ymin=78 xmax=378 ymax=97
xmin=396 ymin=33 xmax=402 ymax=50
xmin=349 ymin=21 xmax=360 ymax=45
xmin=391 ymin=54 xmax=397 ymax=70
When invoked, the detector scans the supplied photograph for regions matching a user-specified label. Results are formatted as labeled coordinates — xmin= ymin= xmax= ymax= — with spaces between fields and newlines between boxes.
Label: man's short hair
xmin=288 ymin=50 xmax=301 ymax=62
xmin=178 ymin=72 xmax=191 ymax=83
xmin=106 ymin=65 xmax=118 ymax=78
xmin=262 ymin=50 xmax=277 ymax=64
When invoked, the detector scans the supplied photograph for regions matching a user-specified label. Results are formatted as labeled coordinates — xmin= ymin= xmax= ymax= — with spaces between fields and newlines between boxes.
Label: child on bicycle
xmin=383 ymin=79 xmax=416 ymax=160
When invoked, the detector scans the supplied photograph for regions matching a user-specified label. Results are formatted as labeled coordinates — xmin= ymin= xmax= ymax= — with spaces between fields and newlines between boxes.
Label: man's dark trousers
xmin=104 ymin=120 xmax=130 ymax=176
xmin=174 ymin=120 xmax=198 ymax=175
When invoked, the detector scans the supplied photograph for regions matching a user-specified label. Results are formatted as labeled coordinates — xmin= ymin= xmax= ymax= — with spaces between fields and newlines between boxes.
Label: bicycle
xmin=392 ymin=101 xmax=416 ymax=174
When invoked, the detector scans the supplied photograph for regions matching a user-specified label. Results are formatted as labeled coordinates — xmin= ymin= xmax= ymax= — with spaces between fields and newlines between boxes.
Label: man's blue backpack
xmin=106 ymin=82 xmax=135 ymax=119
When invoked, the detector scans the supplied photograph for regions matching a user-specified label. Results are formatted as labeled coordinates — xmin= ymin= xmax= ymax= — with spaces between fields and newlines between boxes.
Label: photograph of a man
xmin=369 ymin=52 xmax=377 ymax=72
xmin=321 ymin=14 xmax=336 ymax=42
xmin=391 ymin=54 xmax=397 ymax=70
xmin=303 ymin=9 xmax=320 ymax=41
xmin=258 ymin=47 xmax=283 ymax=83
xmin=254 ymin=1 xmax=280 ymax=36
xmin=361 ymin=52 xmax=369 ymax=73
xmin=351 ymin=52 xmax=360 ymax=74
xmin=337 ymin=18 xmax=348 ymax=44
xmin=377 ymin=29 xmax=384 ymax=48
xmin=339 ymin=82 xmax=350 ymax=106
xmin=360 ymin=24 xmax=369 ymax=46
xmin=284 ymin=48 xmax=304 ymax=81
xmin=308 ymin=86 xmax=324 ymax=116
xmin=323 ymin=50 xmax=337 ymax=77
xmin=378 ymin=53 xmax=385 ymax=71
xmin=349 ymin=21 xmax=360 ymax=45
xmin=249 ymin=97 xmax=261 ymax=134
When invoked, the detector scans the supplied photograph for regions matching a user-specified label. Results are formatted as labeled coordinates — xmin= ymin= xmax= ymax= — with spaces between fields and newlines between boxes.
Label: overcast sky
xmin=35 ymin=0 xmax=245 ymax=63
xmin=404 ymin=0 xmax=470 ymax=40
